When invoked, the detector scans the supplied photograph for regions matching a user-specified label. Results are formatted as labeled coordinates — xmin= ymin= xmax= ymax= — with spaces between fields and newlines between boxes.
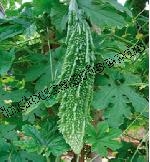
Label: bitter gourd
xmin=57 ymin=0 xmax=95 ymax=154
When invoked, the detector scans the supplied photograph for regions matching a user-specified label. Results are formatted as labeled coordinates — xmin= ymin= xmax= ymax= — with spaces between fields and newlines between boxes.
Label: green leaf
xmin=0 ymin=49 xmax=15 ymax=75
xmin=0 ymin=17 xmax=31 ymax=42
xmin=23 ymin=102 xmax=46 ymax=123
xmin=0 ymin=124 xmax=17 ymax=141
xmin=50 ymin=4 xmax=68 ymax=32
xmin=100 ymin=0 xmax=132 ymax=17
xmin=44 ymin=96 xmax=57 ymax=108
xmin=86 ymin=121 xmax=121 ymax=156
xmin=14 ymin=119 xmax=69 ymax=156
xmin=33 ymin=0 xmax=59 ymax=15
xmin=110 ymin=141 xmax=147 ymax=162
xmin=0 ymin=25 xmax=23 ymax=41
xmin=34 ymin=70 xmax=51 ymax=91
xmin=24 ymin=63 xmax=49 ymax=82
xmin=0 ymin=150 xmax=46 ymax=162
xmin=24 ymin=53 xmax=53 ymax=89
xmin=92 ymin=71 xmax=148 ymax=127
xmin=78 ymin=0 xmax=126 ymax=28
xmin=2 ymin=89 xmax=31 ymax=102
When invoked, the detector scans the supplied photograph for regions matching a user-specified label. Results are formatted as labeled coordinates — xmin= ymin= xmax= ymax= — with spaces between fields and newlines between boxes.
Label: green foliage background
xmin=0 ymin=0 xmax=148 ymax=161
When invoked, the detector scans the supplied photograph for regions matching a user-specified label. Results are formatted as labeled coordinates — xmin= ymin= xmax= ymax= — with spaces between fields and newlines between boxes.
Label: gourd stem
xmin=55 ymin=156 xmax=61 ymax=162
xmin=69 ymin=0 xmax=78 ymax=11
xmin=76 ymin=154 xmax=80 ymax=162
xmin=46 ymin=156 xmax=50 ymax=162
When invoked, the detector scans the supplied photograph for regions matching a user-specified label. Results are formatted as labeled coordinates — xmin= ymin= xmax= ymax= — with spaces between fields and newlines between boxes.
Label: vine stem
xmin=145 ymin=136 xmax=149 ymax=161
xmin=90 ymin=155 xmax=99 ymax=162
xmin=47 ymin=27 xmax=54 ymax=82
xmin=107 ymin=34 xmax=134 ymax=45
xmin=133 ymin=8 xmax=146 ymax=21
xmin=121 ymin=106 xmax=148 ymax=137
xmin=130 ymin=131 xmax=149 ymax=161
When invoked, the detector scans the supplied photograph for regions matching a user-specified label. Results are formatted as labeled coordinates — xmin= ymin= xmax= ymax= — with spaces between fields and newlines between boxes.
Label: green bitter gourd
xmin=58 ymin=0 xmax=95 ymax=154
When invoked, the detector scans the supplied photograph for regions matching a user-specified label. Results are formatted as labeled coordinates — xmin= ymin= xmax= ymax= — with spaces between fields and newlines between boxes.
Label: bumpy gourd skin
xmin=58 ymin=1 xmax=95 ymax=154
